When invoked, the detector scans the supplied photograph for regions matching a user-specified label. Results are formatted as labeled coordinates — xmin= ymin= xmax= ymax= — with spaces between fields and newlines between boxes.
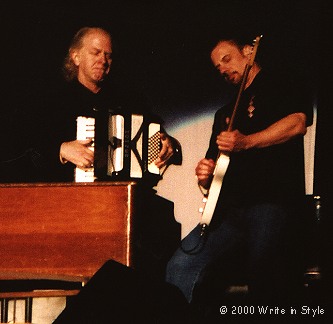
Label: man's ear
xmin=71 ymin=51 xmax=80 ymax=66
xmin=242 ymin=45 xmax=253 ymax=57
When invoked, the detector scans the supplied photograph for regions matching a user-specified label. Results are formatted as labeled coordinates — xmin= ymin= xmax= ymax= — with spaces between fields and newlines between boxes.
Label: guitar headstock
xmin=248 ymin=35 xmax=263 ymax=66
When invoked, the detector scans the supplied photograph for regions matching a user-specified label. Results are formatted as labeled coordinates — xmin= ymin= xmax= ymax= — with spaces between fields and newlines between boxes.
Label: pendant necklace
xmin=247 ymin=95 xmax=255 ymax=118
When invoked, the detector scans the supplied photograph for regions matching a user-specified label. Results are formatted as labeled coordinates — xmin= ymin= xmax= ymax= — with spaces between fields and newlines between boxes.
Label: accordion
xmin=75 ymin=113 xmax=161 ymax=182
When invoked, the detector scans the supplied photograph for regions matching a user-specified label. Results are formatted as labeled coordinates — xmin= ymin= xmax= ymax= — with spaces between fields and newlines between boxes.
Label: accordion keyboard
xmin=75 ymin=116 xmax=96 ymax=182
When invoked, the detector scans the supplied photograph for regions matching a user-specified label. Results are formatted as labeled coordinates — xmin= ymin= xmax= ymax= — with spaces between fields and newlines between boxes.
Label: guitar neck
xmin=227 ymin=35 xmax=262 ymax=131
xmin=228 ymin=63 xmax=252 ymax=131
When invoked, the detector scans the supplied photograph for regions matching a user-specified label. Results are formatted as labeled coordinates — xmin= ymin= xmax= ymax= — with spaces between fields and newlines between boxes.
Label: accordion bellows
xmin=75 ymin=114 xmax=161 ymax=182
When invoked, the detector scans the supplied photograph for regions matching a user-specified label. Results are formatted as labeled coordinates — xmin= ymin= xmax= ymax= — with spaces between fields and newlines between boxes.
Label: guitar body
xmin=200 ymin=153 xmax=230 ymax=226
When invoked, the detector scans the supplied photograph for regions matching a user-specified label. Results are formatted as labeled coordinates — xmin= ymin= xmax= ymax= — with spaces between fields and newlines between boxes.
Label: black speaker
xmin=53 ymin=260 xmax=193 ymax=324
xmin=133 ymin=191 xmax=181 ymax=281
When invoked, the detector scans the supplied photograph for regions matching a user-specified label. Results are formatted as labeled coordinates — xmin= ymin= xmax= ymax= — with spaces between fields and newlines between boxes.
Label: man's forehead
xmin=213 ymin=41 xmax=235 ymax=53
xmin=83 ymin=33 xmax=112 ymax=50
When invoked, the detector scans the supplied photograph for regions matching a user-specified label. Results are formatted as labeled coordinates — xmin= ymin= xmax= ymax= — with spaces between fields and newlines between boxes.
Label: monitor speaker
xmin=53 ymin=259 xmax=192 ymax=323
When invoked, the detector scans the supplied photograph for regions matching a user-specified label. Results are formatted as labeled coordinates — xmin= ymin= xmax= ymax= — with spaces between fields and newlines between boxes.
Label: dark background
xmin=0 ymin=0 xmax=326 ymax=115
xmin=1 ymin=0 xmax=330 ymax=199
xmin=1 ymin=0 xmax=331 ymax=278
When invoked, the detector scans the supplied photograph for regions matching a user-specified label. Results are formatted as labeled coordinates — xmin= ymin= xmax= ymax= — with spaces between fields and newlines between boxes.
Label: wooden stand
xmin=0 ymin=181 xmax=137 ymax=282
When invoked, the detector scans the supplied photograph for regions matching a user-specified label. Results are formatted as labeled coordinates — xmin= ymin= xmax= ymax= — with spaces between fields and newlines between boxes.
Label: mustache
xmin=221 ymin=72 xmax=232 ymax=81
xmin=221 ymin=71 xmax=239 ymax=83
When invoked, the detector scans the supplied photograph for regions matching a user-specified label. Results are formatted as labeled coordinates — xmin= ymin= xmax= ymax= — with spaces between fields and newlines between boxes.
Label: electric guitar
xmin=199 ymin=35 xmax=263 ymax=235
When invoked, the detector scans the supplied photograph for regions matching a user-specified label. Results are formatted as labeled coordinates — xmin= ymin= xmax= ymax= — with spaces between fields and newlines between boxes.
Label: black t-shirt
xmin=205 ymin=70 xmax=313 ymax=207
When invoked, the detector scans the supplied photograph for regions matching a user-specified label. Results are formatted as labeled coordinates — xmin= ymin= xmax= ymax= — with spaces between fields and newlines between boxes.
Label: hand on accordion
xmin=60 ymin=139 xmax=94 ymax=169
xmin=155 ymin=133 xmax=181 ymax=169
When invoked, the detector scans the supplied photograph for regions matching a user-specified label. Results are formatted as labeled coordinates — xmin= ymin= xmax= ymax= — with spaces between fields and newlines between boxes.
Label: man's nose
xmin=98 ymin=53 xmax=109 ymax=64
xmin=218 ymin=65 xmax=226 ymax=74
xmin=100 ymin=54 xmax=107 ymax=63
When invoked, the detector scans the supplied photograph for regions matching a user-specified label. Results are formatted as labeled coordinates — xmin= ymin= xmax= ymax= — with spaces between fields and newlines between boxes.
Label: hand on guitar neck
xmin=216 ymin=129 xmax=249 ymax=153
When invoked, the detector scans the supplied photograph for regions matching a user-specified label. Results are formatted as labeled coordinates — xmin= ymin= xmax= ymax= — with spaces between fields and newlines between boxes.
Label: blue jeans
xmin=165 ymin=203 xmax=304 ymax=304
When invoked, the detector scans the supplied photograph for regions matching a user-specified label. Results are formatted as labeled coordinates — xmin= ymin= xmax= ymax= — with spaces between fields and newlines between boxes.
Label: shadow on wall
xmin=156 ymin=111 xmax=215 ymax=238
